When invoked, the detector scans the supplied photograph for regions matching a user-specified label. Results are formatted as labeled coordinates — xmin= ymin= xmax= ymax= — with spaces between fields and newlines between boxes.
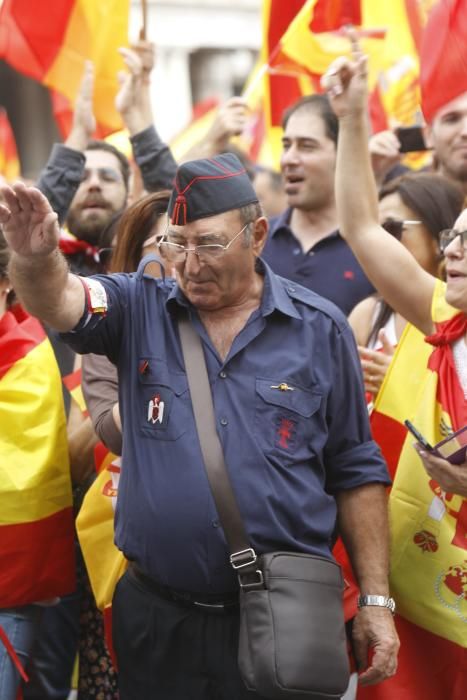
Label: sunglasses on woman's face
xmin=381 ymin=218 xmax=422 ymax=240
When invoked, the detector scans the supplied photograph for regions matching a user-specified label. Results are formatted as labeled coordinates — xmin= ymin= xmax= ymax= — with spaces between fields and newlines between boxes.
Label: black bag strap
xmin=178 ymin=316 xmax=260 ymax=580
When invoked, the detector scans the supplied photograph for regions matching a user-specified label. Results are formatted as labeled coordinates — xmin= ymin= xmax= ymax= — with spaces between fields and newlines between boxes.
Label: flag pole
xmin=139 ymin=0 xmax=148 ymax=40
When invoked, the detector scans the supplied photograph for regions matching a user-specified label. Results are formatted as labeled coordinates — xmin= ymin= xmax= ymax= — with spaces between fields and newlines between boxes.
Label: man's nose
xmin=85 ymin=170 xmax=103 ymax=189
xmin=460 ymin=116 xmax=467 ymax=137
xmin=281 ymin=144 xmax=299 ymax=168
xmin=183 ymin=248 xmax=202 ymax=274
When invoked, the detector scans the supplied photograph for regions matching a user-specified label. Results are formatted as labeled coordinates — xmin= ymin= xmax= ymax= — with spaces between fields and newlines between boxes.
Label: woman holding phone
xmin=321 ymin=45 xmax=467 ymax=700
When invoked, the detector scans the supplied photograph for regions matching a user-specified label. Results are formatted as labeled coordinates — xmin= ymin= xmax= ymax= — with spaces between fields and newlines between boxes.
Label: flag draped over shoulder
xmin=0 ymin=0 xmax=129 ymax=136
xmin=420 ymin=0 xmax=467 ymax=123
xmin=0 ymin=108 xmax=20 ymax=181
xmin=0 ymin=306 xmax=75 ymax=607
xmin=359 ymin=279 xmax=467 ymax=698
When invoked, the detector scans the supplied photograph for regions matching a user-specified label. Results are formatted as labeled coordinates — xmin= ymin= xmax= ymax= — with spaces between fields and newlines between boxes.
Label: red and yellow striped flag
xmin=0 ymin=306 xmax=75 ymax=606
xmin=76 ymin=445 xmax=127 ymax=611
xmin=0 ymin=0 xmax=129 ymax=136
xmin=264 ymin=0 xmax=437 ymax=168
xmin=359 ymin=280 xmax=467 ymax=698
xmin=0 ymin=108 xmax=20 ymax=181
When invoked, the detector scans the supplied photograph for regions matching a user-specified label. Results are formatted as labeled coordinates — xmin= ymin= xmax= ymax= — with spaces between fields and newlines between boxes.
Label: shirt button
xmin=211 ymin=519 xmax=219 ymax=528
xmin=219 ymin=371 xmax=227 ymax=379
xmin=293 ymin=248 xmax=301 ymax=255
xmin=220 ymin=417 xmax=228 ymax=426
xmin=288 ymin=286 xmax=296 ymax=293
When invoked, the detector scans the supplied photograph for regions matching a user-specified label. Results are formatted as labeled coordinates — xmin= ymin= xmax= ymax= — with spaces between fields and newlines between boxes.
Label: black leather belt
xmin=129 ymin=564 xmax=239 ymax=612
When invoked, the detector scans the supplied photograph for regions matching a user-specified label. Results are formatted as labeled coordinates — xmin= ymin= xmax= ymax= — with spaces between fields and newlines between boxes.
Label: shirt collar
xmin=269 ymin=208 xmax=293 ymax=238
xmin=269 ymin=208 xmax=341 ymax=243
xmin=166 ymin=258 xmax=301 ymax=321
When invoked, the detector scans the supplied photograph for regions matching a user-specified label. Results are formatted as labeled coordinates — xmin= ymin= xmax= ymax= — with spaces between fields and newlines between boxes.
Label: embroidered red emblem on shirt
xmin=344 ymin=270 xmax=354 ymax=280
xmin=277 ymin=418 xmax=295 ymax=449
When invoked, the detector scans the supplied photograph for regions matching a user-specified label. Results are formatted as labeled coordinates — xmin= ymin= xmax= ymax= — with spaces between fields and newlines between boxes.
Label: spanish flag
xmin=358 ymin=280 xmax=467 ymax=699
xmin=0 ymin=0 xmax=129 ymax=136
xmin=0 ymin=306 xmax=75 ymax=607
xmin=267 ymin=0 xmax=436 ymax=156
xmin=0 ymin=108 xmax=20 ymax=181
xmin=255 ymin=0 xmax=312 ymax=169
xmin=420 ymin=0 xmax=467 ymax=123
xmin=76 ymin=446 xmax=126 ymax=612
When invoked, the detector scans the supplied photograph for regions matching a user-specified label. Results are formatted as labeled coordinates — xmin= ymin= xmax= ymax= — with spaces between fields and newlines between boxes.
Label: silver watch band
xmin=357 ymin=595 xmax=396 ymax=614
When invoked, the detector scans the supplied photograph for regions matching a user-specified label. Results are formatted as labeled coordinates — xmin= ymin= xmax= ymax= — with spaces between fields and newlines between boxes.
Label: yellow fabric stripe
xmin=374 ymin=280 xmax=466 ymax=646
xmin=44 ymin=0 xmax=129 ymax=132
xmin=0 ymin=338 xmax=71 ymax=524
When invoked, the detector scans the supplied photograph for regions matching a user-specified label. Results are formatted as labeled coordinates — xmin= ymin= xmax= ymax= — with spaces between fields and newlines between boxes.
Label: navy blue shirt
xmin=262 ymin=208 xmax=375 ymax=315
xmin=63 ymin=260 xmax=389 ymax=593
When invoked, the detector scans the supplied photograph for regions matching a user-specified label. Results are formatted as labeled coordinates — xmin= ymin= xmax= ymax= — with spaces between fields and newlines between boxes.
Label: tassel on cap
xmin=168 ymin=153 xmax=258 ymax=225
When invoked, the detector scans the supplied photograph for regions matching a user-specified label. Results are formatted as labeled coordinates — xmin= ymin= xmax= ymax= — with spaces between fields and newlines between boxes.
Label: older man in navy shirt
xmin=2 ymin=154 xmax=398 ymax=700
xmin=262 ymin=94 xmax=374 ymax=315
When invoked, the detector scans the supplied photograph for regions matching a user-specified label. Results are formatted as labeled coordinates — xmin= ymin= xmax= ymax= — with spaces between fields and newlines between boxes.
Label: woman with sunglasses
xmin=323 ymin=49 xmax=467 ymax=699
xmin=349 ymin=173 xmax=463 ymax=399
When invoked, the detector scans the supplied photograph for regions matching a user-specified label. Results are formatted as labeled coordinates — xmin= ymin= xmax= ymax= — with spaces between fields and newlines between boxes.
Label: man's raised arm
xmin=1 ymin=182 xmax=85 ymax=332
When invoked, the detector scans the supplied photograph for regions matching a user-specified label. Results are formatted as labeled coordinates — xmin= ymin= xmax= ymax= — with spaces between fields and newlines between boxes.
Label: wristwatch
xmin=357 ymin=595 xmax=396 ymax=615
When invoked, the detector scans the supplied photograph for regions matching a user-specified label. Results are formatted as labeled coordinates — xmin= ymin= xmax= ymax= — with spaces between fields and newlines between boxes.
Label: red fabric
xmin=370 ymin=412 xmax=408 ymax=481
xmin=62 ymin=368 xmax=82 ymax=393
xmin=103 ymin=605 xmax=118 ymax=671
xmin=310 ymin=0 xmax=362 ymax=32
xmin=420 ymin=0 xmax=467 ymax=122
xmin=357 ymin=615 xmax=467 ymax=699
xmin=266 ymin=0 xmax=307 ymax=126
xmin=0 ymin=307 xmax=46 ymax=381
xmin=426 ymin=312 xmax=467 ymax=430
xmin=0 ymin=0 xmax=74 ymax=79
xmin=0 ymin=507 xmax=75 ymax=607
xmin=0 ymin=625 xmax=29 ymax=682
xmin=0 ymin=107 xmax=19 ymax=162
xmin=59 ymin=232 xmax=99 ymax=260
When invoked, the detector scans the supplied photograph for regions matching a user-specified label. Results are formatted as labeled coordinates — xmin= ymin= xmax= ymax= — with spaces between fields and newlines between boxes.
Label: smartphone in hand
xmin=404 ymin=420 xmax=467 ymax=464
xmin=404 ymin=419 xmax=433 ymax=451
xmin=395 ymin=126 xmax=429 ymax=153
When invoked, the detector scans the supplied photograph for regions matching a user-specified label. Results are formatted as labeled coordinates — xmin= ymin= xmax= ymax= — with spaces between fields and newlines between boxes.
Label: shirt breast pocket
xmin=138 ymin=364 xmax=190 ymax=441
xmin=254 ymin=378 xmax=323 ymax=463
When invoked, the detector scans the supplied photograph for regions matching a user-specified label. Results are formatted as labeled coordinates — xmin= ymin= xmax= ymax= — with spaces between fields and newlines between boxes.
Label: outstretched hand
xmin=67 ymin=61 xmax=96 ymax=150
xmin=116 ymin=43 xmax=155 ymax=133
xmin=0 ymin=182 xmax=60 ymax=257
xmin=320 ymin=37 xmax=369 ymax=119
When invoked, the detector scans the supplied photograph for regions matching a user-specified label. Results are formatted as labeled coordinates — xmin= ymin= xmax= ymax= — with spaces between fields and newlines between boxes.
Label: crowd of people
xmin=0 ymin=34 xmax=466 ymax=700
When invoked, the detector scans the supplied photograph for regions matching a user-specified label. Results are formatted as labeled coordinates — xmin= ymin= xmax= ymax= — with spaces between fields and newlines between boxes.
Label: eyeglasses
xmin=439 ymin=229 xmax=467 ymax=254
xmin=381 ymin=218 xmax=422 ymax=240
xmin=158 ymin=223 xmax=250 ymax=263
xmin=81 ymin=167 xmax=123 ymax=184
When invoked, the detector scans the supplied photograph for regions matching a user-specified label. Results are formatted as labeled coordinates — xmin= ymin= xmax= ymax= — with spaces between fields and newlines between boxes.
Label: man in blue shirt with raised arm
xmin=1 ymin=154 xmax=398 ymax=699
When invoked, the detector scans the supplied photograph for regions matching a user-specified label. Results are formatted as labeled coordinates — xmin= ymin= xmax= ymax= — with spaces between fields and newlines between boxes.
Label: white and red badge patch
xmin=147 ymin=394 xmax=165 ymax=425
xmin=81 ymin=277 xmax=108 ymax=315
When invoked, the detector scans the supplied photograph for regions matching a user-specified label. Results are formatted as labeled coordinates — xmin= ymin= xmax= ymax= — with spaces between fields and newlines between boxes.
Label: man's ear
xmin=252 ymin=217 xmax=269 ymax=256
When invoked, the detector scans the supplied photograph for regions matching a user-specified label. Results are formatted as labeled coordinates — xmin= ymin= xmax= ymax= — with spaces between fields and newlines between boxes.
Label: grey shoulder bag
xmin=178 ymin=317 xmax=350 ymax=700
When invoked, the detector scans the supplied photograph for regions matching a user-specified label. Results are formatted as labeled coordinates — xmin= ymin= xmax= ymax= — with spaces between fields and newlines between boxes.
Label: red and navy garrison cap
xmin=168 ymin=153 xmax=258 ymax=226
